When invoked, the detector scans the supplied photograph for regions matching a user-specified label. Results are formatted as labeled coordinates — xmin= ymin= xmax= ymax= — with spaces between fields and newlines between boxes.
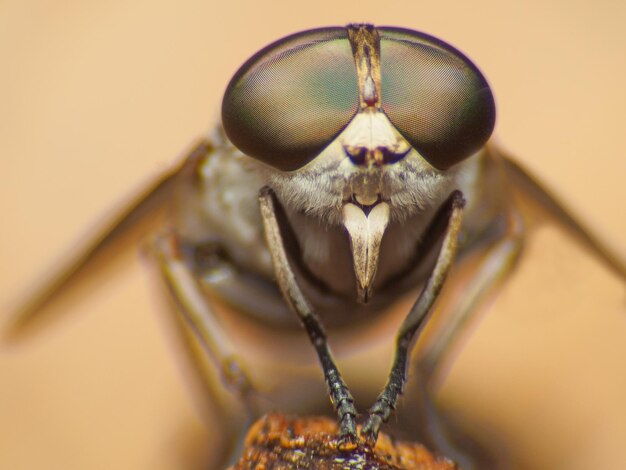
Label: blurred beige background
xmin=1 ymin=1 xmax=625 ymax=469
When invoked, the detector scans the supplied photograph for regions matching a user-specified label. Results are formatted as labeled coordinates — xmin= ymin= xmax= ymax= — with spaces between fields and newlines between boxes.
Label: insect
xmin=7 ymin=24 xmax=625 ymax=469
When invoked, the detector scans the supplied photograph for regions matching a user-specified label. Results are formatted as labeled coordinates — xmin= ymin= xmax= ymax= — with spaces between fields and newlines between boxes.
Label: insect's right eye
xmin=222 ymin=28 xmax=359 ymax=172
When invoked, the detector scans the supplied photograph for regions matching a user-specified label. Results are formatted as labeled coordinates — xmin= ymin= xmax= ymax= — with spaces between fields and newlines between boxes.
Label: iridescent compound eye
xmin=222 ymin=28 xmax=359 ymax=171
xmin=379 ymin=27 xmax=496 ymax=170
xmin=222 ymin=26 xmax=495 ymax=172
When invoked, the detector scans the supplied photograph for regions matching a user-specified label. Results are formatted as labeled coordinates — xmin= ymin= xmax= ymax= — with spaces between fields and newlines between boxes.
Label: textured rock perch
xmin=230 ymin=413 xmax=457 ymax=469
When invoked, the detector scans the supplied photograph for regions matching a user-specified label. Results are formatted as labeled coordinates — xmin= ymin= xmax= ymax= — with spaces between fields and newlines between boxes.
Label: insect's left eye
xmin=379 ymin=27 xmax=496 ymax=170
xmin=222 ymin=28 xmax=359 ymax=171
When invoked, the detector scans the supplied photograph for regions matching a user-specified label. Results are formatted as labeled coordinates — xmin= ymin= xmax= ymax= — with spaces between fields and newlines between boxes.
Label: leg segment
xmin=149 ymin=232 xmax=257 ymax=466
xmin=152 ymin=233 xmax=255 ymax=401
xmin=386 ymin=207 xmax=524 ymax=469
xmin=419 ymin=207 xmax=524 ymax=385
xmin=258 ymin=187 xmax=358 ymax=442
xmin=361 ymin=191 xmax=466 ymax=444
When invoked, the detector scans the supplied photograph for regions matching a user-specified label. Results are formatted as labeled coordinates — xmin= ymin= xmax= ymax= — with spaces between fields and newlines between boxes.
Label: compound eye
xmin=222 ymin=28 xmax=359 ymax=171
xmin=379 ymin=27 xmax=496 ymax=170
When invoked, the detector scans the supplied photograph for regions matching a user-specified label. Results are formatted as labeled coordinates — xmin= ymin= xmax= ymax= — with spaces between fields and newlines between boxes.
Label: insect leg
xmin=361 ymin=190 xmax=465 ymax=444
xmin=419 ymin=208 xmax=524 ymax=385
xmin=149 ymin=232 xmax=257 ymax=465
xmin=393 ymin=209 xmax=525 ymax=470
xmin=258 ymin=187 xmax=358 ymax=442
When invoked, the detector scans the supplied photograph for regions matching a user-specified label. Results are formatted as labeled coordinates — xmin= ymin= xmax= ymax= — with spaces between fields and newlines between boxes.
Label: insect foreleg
xmin=361 ymin=190 xmax=466 ymax=444
xmin=258 ymin=187 xmax=358 ymax=443
xmin=420 ymin=208 xmax=524 ymax=386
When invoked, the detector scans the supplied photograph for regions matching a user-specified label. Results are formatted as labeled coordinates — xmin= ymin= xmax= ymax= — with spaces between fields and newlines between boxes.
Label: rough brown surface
xmin=230 ymin=413 xmax=457 ymax=469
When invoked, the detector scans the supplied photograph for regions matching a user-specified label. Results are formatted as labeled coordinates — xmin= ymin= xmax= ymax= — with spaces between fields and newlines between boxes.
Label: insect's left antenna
xmin=4 ymin=140 xmax=212 ymax=341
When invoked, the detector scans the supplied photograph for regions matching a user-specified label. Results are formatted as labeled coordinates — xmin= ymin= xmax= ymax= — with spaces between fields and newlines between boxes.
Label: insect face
xmin=223 ymin=25 xmax=496 ymax=302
